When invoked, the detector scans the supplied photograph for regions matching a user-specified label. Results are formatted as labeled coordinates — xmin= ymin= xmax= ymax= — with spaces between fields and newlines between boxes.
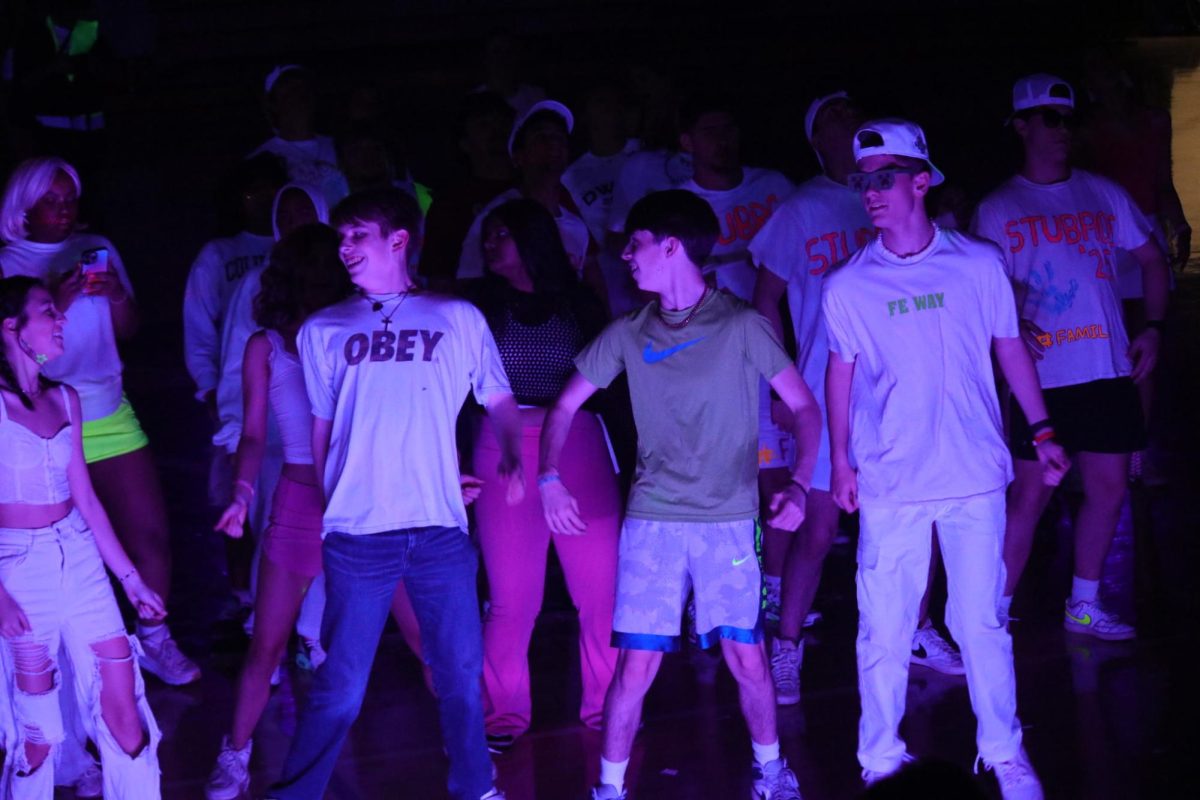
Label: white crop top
xmin=265 ymin=330 xmax=314 ymax=465
xmin=0 ymin=385 xmax=74 ymax=505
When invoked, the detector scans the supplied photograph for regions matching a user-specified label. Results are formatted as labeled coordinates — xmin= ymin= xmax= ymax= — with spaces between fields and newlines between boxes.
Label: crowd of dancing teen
xmin=0 ymin=47 xmax=1188 ymax=800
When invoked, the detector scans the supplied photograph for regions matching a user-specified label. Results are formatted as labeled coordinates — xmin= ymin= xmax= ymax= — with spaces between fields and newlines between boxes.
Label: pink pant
xmin=475 ymin=410 xmax=621 ymax=736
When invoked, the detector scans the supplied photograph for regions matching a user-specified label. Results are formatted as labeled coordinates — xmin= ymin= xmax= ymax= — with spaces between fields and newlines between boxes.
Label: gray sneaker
xmin=770 ymin=638 xmax=803 ymax=706
xmin=752 ymin=758 xmax=802 ymax=799
xmin=205 ymin=736 xmax=251 ymax=800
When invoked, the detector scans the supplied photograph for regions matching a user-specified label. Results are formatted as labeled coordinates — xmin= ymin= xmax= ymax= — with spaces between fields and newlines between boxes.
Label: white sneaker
xmin=139 ymin=630 xmax=202 ymax=685
xmin=861 ymin=753 xmax=914 ymax=786
xmin=205 ymin=736 xmax=252 ymax=800
xmin=1063 ymin=599 xmax=1136 ymax=641
xmin=752 ymin=757 xmax=802 ymax=799
xmin=769 ymin=638 xmax=803 ymax=706
xmin=74 ymin=761 xmax=102 ymax=798
xmin=479 ymin=789 xmax=506 ymax=800
xmin=590 ymin=784 xmax=627 ymax=799
xmin=911 ymin=624 xmax=965 ymax=676
xmin=982 ymin=749 xmax=1044 ymax=800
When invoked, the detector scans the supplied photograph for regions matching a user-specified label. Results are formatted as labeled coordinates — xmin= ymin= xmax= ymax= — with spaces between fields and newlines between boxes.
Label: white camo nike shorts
xmin=612 ymin=517 xmax=764 ymax=652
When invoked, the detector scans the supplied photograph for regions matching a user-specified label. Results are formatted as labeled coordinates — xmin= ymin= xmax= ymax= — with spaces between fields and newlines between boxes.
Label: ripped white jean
xmin=0 ymin=509 xmax=161 ymax=799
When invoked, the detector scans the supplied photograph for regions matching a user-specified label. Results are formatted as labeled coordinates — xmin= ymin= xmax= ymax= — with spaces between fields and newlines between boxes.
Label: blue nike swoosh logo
xmin=642 ymin=337 xmax=706 ymax=364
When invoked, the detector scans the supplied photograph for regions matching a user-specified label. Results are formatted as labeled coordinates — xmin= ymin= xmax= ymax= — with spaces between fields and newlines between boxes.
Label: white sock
xmin=599 ymin=757 xmax=629 ymax=792
xmin=764 ymin=574 xmax=782 ymax=604
xmin=1071 ymin=576 xmax=1099 ymax=604
xmin=137 ymin=622 xmax=166 ymax=642
xmin=999 ymin=595 xmax=1014 ymax=619
xmin=751 ymin=739 xmax=780 ymax=767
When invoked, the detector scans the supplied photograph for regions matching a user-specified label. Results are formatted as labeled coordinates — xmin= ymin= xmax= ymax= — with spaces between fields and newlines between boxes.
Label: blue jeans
xmin=269 ymin=526 xmax=492 ymax=800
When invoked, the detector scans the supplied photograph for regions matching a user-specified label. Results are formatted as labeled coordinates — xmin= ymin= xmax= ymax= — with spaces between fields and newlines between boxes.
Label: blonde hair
xmin=0 ymin=157 xmax=83 ymax=244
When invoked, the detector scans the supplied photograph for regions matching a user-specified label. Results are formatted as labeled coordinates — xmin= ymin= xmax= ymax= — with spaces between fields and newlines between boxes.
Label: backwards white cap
xmin=507 ymin=100 xmax=574 ymax=156
xmin=265 ymin=64 xmax=306 ymax=95
xmin=852 ymin=118 xmax=945 ymax=186
xmin=804 ymin=91 xmax=849 ymax=143
xmin=1011 ymin=73 xmax=1075 ymax=114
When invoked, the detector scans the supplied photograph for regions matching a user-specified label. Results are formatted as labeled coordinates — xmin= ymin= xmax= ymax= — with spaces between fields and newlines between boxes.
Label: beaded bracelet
xmin=119 ymin=567 xmax=138 ymax=585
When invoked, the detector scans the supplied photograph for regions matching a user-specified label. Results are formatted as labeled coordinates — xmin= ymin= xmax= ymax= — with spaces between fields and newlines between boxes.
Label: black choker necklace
xmin=361 ymin=290 xmax=411 ymax=331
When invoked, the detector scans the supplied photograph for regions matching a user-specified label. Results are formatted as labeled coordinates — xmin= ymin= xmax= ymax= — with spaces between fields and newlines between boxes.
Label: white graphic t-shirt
xmin=299 ymin=293 xmax=512 ymax=535
xmin=0 ymin=234 xmax=135 ymax=420
xmin=749 ymin=176 xmax=874 ymax=489
xmin=605 ymin=149 xmax=694 ymax=234
xmin=249 ymin=136 xmax=348 ymax=209
xmin=457 ymin=188 xmax=591 ymax=280
xmin=821 ymin=228 xmax=1019 ymax=503
xmin=681 ymin=168 xmax=794 ymax=302
xmin=213 ymin=265 xmax=265 ymax=452
xmin=563 ymin=139 xmax=642 ymax=242
xmin=183 ymin=231 xmax=274 ymax=399
xmin=750 ymin=176 xmax=873 ymax=409
xmin=971 ymin=170 xmax=1153 ymax=389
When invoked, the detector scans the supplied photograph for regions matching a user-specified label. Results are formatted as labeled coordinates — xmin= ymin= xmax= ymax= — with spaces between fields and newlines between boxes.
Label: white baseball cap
xmin=1011 ymin=73 xmax=1075 ymax=114
xmin=804 ymin=91 xmax=849 ymax=143
xmin=264 ymin=64 xmax=306 ymax=95
xmin=853 ymin=118 xmax=945 ymax=186
xmin=507 ymin=100 xmax=574 ymax=156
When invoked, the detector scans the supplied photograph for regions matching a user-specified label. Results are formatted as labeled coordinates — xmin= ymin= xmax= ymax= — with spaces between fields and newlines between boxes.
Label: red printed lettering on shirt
xmin=717 ymin=195 xmax=781 ymax=246
xmin=805 ymin=237 xmax=830 ymax=275
xmin=1005 ymin=219 xmax=1025 ymax=253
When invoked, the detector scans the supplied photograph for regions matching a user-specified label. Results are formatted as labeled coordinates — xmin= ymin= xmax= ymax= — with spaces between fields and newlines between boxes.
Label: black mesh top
xmin=491 ymin=299 xmax=587 ymax=407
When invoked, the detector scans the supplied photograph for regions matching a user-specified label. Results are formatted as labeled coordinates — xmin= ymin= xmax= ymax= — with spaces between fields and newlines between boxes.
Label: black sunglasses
xmin=1023 ymin=107 xmax=1077 ymax=130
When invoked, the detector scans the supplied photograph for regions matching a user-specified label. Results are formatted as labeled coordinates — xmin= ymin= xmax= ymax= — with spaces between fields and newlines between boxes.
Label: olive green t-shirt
xmin=576 ymin=289 xmax=792 ymax=521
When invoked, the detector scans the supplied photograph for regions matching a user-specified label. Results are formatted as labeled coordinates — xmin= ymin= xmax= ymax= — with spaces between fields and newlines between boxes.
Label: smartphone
xmin=81 ymin=247 xmax=109 ymax=274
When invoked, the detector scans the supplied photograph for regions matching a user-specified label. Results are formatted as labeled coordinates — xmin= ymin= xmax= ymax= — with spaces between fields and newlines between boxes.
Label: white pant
xmin=856 ymin=490 xmax=1022 ymax=772
xmin=0 ymin=510 xmax=161 ymax=799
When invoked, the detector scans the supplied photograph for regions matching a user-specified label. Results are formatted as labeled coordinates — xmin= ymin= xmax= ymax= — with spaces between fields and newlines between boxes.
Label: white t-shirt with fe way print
xmin=680 ymin=167 xmax=794 ymax=302
xmin=971 ymin=170 xmax=1153 ymax=389
xmin=821 ymin=228 xmax=1019 ymax=504
xmin=299 ymin=292 xmax=512 ymax=536
xmin=457 ymin=188 xmax=592 ymax=281
xmin=0 ymin=233 xmax=135 ymax=421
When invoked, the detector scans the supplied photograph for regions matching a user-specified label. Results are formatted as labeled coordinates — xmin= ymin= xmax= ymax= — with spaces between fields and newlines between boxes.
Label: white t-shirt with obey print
xmin=749 ymin=175 xmax=873 ymax=490
xmin=299 ymin=293 xmax=512 ymax=535
xmin=821 ymin=228 xmax=1019 ymax=503
xmin=971 ymin=170 xmax=1153 ymax=389
xmin=681 ymin=168 xmax=794 ymax=302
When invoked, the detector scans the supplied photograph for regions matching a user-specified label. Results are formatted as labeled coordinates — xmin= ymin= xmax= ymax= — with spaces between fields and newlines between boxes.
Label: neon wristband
xmin=537 ymin=473 xmax=561 ymax=488
xmin=1033 ymin=429 xmax=1056 ymax=446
